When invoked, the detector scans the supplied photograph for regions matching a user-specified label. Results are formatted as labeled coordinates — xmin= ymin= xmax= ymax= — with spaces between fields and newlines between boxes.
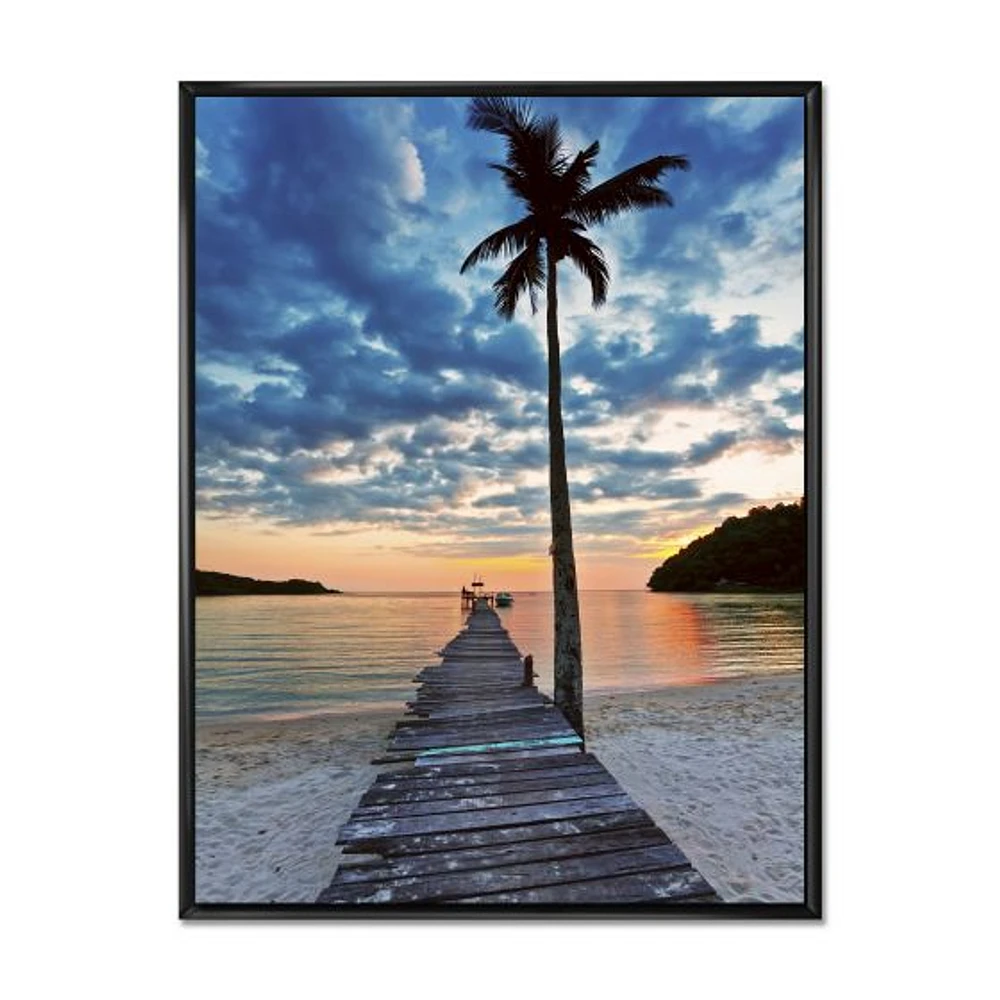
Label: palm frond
xmin=537 ymin=115 xmax=568 ymax=174
xmin=467 ymin=96 xmax=537 ymax=136
xmin=494 ymin=238 xmax=544 ymax=318
xmin=467 ymin=98 xmax=546 ymax=192
xmin=570 ymin=154 xmax=690 ymax=226
xmin=560 ymin=141 xmax=600 ymax=201
xmin=460 ymin=216 xmax=537 ymax=273
xmin=564 ymin=233 xmax=609 ymax=307
xmin=489 ymin=162 xmax=532 ymax=203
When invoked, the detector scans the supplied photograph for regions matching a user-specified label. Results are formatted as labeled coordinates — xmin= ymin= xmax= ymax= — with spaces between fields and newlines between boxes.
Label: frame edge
xmin=179 ymin=82 xmax=197 ymax=919
xmin=803 ymin=80 xmax=823 ymax=920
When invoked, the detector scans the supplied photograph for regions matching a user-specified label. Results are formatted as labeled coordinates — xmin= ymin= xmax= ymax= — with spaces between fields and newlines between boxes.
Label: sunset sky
xmin=194 ymin=93 xmax=804 ymax=591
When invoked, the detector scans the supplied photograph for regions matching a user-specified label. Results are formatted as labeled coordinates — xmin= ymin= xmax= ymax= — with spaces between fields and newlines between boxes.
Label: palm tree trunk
xmin=545 ymin=251 xmax=584 ymax=738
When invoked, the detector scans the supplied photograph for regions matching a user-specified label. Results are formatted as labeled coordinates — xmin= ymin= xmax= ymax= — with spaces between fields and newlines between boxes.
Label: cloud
xmin=562 ymin=311 xmax=802 ymax=417
xmin=718 ymin=212 xmax=755 ymax=249
xmin=193 ymin=94 xmax=805 ymax=560
xmin=394 ymin=138 xmax=426 ymax=201
xmin=685 ymin=430 xmax=741 ymax=465
xmin=603 ymin=96 xmax=804 ymax=312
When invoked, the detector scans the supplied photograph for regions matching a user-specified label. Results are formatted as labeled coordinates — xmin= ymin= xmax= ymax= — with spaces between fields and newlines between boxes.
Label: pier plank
xmin=388 ymin=729 xmax=581 ymax=752
xmin=390 ymin=751 xmax=595 ymax=778
xmin=411 ymin=746 xmax=581 ymax=766
xmin=352 ymin=781 xmax=625 ymax=819
xmin=337 ymin=793 xmax=637 ymax=843
xmin=318 ymin=843 xmax=690 ymax=904
xmin=331 ymin=825 xmax=672 ymax=884
xmin=450 ymin=868 xmax=717 ymax=904
xmin=360 ymin=766 xmax=610 ymax=804
xmin=339 ymin=809 xmax=656 ymax=858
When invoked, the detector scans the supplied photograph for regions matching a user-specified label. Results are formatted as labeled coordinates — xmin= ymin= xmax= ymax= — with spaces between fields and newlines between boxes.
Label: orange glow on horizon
xmin=195 ymin=517 xmax=670 ymax=592
xmin=639 ymin=521 xmax=720 ymax=565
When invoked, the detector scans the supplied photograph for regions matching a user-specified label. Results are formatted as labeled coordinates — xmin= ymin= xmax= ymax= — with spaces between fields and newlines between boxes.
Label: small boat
xmin=495 ymin=591 xmax=514 ymax=607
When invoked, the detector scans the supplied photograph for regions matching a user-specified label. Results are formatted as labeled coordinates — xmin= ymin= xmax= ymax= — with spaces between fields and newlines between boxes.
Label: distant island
xmin=195 ymin=570 xmax=342 ymax=596
xmin=647 ymin=500 xmax=805 ymax=592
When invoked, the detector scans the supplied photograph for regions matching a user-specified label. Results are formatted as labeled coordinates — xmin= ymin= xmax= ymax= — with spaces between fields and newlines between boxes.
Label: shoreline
xmin=195 ymin=673 xmax=803 ymax=904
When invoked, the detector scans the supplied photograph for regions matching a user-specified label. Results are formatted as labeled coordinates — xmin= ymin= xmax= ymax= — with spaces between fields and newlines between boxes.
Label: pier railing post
xmin=522 ymin=654 xmax=535 ymax=687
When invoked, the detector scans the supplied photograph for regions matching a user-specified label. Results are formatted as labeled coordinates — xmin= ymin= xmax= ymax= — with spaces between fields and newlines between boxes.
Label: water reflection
xmin=497 ymin=591 xmax=802 ymax=695
xmin=196 ymin=590 xmax=804 ymax=721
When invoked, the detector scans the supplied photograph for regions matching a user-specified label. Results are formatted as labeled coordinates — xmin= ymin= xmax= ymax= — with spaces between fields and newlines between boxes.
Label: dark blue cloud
xmin=563 ymin=312 xmax=801 ymax=417
xmin=775 ymin=388 xmax=803 ymax=416
xmin=686 ymin=430 xmax=740 ymax=465
xmin=610 ymin=96 xmax=804 ymax=300
xmin=718 ymin=212 xmax=755 ymax=249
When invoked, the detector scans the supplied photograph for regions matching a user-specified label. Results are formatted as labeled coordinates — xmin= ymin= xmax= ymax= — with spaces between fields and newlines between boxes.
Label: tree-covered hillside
xmin=647 ymin=501 xmax=805 ymax=592
xmin=195 ymin=570 xmax=340 ymax=596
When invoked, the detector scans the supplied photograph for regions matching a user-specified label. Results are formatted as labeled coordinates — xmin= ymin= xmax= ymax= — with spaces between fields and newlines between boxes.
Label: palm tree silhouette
xmin=461 ymin=96 xmax=689 ymax=736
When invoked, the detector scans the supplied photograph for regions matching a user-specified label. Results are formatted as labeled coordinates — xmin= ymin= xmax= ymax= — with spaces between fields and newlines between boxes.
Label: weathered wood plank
xmin=361 ymin=774 xmax=613 ymax=808
xmin=319 ymin=843 xmax=691 ymax=904
xmin=410 ymin=703 xmax=551 ymax=720
xmin=449 ymin=868 xmax=717 ymax=904
xmin=371 ymin=759 xmax=602 ymax=787
xmin=337 ymin=793 xmax=637 ymax=843
xmin=409 ymin=703 xmax=551 ymax=718
xmin=392 ymin=708 xmax=554 ymax=731
xmin=400 ymin=729 xmax=577 ymax=744
xmin=389 ymin=729 xmax=581 ymax=753
xmin=410 ymin=688 xmax=532 ymax=701
xmin=330 ymin=825 xmax=673 ymax=884
xmin=361 ymin=764 xmax=609 ymax=802
xmin=352 ymin=781 xmax=625 ymax=819
xmin=387 ymin=752 xmax=597 ymax=780
xmin=337 ymin=809 xmax=658 ymax=858
xmin=412 ymin=746 xmax=583 ymax=766
xmin=397 ymin=705 xmax=556 ymax=721
xmin=377 ymin=745 xmax=582 ymax=766
xmin=389 ymin=721 xmax=577 ymax=745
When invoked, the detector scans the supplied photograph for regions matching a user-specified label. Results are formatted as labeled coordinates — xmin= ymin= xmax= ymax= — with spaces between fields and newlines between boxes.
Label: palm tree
xmin=461 ymin=96 xmax=689 ymax=737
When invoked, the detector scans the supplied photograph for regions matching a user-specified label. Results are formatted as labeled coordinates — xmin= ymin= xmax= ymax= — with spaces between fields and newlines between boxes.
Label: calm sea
xmin=194 ymin=591 xmax=804 ymax=723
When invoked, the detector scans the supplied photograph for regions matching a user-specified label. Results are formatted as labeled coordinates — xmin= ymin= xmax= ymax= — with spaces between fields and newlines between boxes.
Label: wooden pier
xmin=317 ymin=604 xmax=718 ymax=906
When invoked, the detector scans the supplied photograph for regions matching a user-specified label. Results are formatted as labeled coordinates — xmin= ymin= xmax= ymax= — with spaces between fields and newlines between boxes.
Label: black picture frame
xmin=180 ymin=80 xmax=821 ymax=920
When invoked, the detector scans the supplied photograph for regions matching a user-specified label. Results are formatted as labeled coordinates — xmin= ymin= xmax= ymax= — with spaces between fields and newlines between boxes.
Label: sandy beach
xmin=195 ymin=708 xmax=397 ymax=904
xmin=195 ymin=674 xmax=803 ymax=904
xmin=587 ymin=674 xmax=804 ymax=903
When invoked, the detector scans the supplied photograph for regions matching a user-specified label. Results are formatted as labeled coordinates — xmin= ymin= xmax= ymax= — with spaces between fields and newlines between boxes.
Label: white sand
xmin=586 ymin=674 xmax=804 ymax=902
xmin=195 ymin=675 xmax=803 ymax=905
xmin=195 ymin=710 xmax=395 ymax=903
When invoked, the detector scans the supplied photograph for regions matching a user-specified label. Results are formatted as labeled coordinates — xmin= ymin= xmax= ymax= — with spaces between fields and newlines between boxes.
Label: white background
xmin=3 ymin=3 xmax=997 ymax=997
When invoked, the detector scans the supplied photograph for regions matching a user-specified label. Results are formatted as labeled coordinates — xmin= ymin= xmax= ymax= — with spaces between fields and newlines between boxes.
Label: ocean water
xmin=194 ymin=590 xmax=804 ymax=722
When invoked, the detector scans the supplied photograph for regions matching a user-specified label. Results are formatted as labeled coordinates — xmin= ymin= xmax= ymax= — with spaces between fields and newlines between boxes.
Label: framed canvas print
xmin=180 ymin=81 xmax=821 ymax=918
